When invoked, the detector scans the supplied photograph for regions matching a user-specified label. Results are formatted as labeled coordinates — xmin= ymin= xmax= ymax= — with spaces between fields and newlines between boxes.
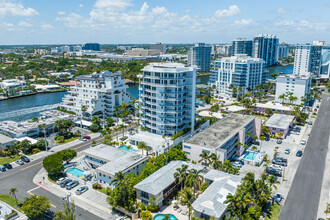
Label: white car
xmin=300 ymin=139 xmax=306 ymax=145
xmin=56 ymin=177 xmax=66 ymax=185
xmin=232 ymin=162 xmax=242 ymax=169
xmin=285 ymin=148 xmax=290 ymax=154
xmin=270 ymin=164 xmax=283 ymax=172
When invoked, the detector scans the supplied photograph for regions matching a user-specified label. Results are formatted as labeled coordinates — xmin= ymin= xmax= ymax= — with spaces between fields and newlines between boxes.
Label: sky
xmin=0 ymin=0 xmax=330 ymax=45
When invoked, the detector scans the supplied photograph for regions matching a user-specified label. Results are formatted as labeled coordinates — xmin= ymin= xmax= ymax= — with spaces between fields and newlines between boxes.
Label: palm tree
xmin=80 ymin=105 xmax=87 ymax=138
xmin=137 ymin=141 xmax=148 ymax=156
xmin=178 ymin=187 xmax=195 ymax=220
xmin=198 ymin=151 xmax=210 ymax=166
xmin=38 ymin=123 xmax=48 ymax=151
xmin=54 ymin=200 xmax=76 ymax=220
xmin=251 ymin=145 xmax=258 ymax=153
xmin=9 ymin=188 xmax=18 ymax=206
xmin=174 ymin=165 xmax=188 ymax=190
xmin=278 ymin=93 xmax=286 ymax=104
xmin=185 ymin=169 xmax=203 ymax=196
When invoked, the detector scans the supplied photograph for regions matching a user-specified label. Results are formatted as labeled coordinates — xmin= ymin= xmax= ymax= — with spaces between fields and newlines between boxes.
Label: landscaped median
xmin=0 ymin=155 xmax=21 ymax=164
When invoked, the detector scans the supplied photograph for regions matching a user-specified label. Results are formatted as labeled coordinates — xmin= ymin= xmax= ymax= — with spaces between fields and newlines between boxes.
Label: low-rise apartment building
xmin=264 ymin=114 xmax=295 ymax=139
xmin=183 ymin=114 xmax=262 ymax=163
xmin=0 ymin=134 xmax=15 ymax=149
xmin=82 ymin=144 xmax=148 ymax=187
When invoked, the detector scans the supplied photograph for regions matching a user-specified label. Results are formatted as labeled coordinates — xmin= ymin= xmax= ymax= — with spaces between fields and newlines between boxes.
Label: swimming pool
xmin=153 ymin=214 xmax=178 ymax=220
xmin=67 ymin=168 xmax=85 ymax=178
xmin=243 ymin=151 xmax=259 ymax=161
xmin=119 ymin=145 xmax=138 ymax=153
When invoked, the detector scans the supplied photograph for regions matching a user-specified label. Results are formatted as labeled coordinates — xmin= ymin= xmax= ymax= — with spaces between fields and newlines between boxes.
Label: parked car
xmin=60 ymin=179 xmax=72 ymax=188
xmin=270 ymin=164 xmax=283 ymax=172
xmin=0 ymin=166 xmax=6 ymax=172
xmin=300 ymin=139 xmax=306 ymax=145
xmin=272 ymin=157 xmax=288 ymax=166
xmin=274 ymin=194 xmax=283 ymax=204
xmin=285 ymin=148 xmax=290 ymax=154
xmin=266 ymin=168 xmax=282 ymax=177
xmin=232 ymin=162 xmax=242 ymax=169
xmin=56 ymin=177 xmax=67 ymax=185
xmin=277 ymin=139 xmax=282 ymax=144
xmin=3 ymin=163 xmax=12 ymax=169
xmin=84 ymin=136 xmax=91 ymax=139
xmin=75 ymin=186 xmax=88 ymax=195
xmin=15 ymin=160 xmax=24 ymax=165
xmin=21 ymin=156 xmax=30 ymax=163
xmin=66 ymin=180 xmax=79 ymax=190
xmin=79 ymin=137 xmax=87 ymax=141
xmin=309 ymin=121 xmax=313 ymax=125
xmin=296 ymin=150 xmax=303 ymax=157
xmin=317 ymin=104 xmax=320 ymax=108
xmin=265 ymin=136 xmax=270 ymax=141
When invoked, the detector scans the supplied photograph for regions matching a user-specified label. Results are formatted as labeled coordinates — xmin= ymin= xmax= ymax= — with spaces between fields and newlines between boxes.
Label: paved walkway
xmin=33 ymin=168 xmax=121 ymax=220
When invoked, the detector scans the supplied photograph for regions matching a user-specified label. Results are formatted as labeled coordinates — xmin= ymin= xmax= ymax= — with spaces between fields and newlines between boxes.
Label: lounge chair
xmin=177 ymin=208 xmax=182 ymax=213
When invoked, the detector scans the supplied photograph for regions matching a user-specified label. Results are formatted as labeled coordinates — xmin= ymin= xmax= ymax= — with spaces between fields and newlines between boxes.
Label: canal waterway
xmin=0 ymin=65 xmax=293 ymax=122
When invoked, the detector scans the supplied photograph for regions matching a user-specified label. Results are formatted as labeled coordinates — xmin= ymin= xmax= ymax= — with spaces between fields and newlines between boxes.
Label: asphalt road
xmin=279 ymin=94 xmax=330 ymax=220
xmin=0 ymin=136 xmax=104 ymax=220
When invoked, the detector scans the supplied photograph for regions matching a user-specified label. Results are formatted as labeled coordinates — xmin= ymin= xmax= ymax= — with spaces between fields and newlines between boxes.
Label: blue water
xmin=153 ymin=214 xmax=178 ymax=220
xmin=119 ymin=145 xmax=138 ymax=153
xmin=267 ymin=65 xmax=294 ymax=74
xmin=67 ymin=168 xmax=85 ymax=178
xmin=243 ymin=151 xmax=259 ymax=161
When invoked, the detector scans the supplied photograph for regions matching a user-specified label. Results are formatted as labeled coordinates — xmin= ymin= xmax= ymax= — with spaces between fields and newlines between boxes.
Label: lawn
xmin=55 ymin=137 xmax=79 ymax=145
xmin=265 ymin=203 xmax=282 ymax=220
xmin=0 ymin=194 xmax=23 ymax=212
xmin=0 ymin=155 xmax=21 ymax=164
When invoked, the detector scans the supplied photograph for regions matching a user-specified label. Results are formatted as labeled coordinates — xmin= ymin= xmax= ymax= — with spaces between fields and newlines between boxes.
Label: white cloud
xmin=215 ymin=5 xmax=240 ymax=17
xmin=0 ymin=0 xmax=38 ymax=16
xmin=276 ymin=8 xmax=291 ymax=15
xmin=18 ymin=21 xmax=33 ymax=27
xmin=56 ymin=13 xmax=86 ymax=28
xmin=41 ymin=23 xmax=54 ymax=30
xmin=57 ymin=11 xmax=65 ymax=16
xmin=234 ymin=19 xmax=253 ymax=26
xmin=79 ymin=4 xmax=83 ymax=8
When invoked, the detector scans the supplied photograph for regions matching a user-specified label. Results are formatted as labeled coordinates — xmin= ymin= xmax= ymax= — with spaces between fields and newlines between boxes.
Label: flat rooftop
xmin=186 ymin=114 xmax=255 ymax=149
xmin=265 ymin=114 xmax=295 ymax=129
xmin=134 ymin=160 xmax=204 ymax=196
xmin=254 ymin=102 xmax=292 ymax=111
xmin=0 ymin=133 xmax=14 ymax=144
xmin=84 ymin=144 xmax=148 ymax=177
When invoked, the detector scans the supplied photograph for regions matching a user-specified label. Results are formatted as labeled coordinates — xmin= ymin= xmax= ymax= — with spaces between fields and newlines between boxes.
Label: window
xmin=140 ymin=191 xmax=149 ymax=199
xmin=184 ymin=145 xmax=191 ymax=149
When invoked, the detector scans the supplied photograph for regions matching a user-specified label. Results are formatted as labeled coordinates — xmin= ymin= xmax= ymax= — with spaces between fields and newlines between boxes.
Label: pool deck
xmin=151 ymin=204 xmax=188 ymax=220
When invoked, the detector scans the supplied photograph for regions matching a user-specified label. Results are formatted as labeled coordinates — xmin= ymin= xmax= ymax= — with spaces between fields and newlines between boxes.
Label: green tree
xmin=185 ymin=169 xmax=203 ymax=196
xmin=54 ymin=119 xmax=74 ymax=137
xmin=278 ymin=93 xmax=286 ymax=104
xmin=265 ymin=108 xmax=273 ymax=115
xmin=92 ymin=115 xmax=102 ymax=127
xmin=80 ymin=105 xmax=87 ymax=138
xmin=106 ymin=117 xmax=115 ymax=127
xmin=90 ymin=123 xmax=100 ymax=132
xmin=54 ymin=200 xmax=76 ymax=220
xmin=140 ymin=210 xmax=152 ymax=220
xmin=174 ymin=164 xmax=188 ymax=190
xmin=270 ymin=73 xmax=278 ymax=79
xmin=38 ymin=123 xmax=48 ymax=151
xmin=22 ymin=195 xmax=50 ymax=220
xmin=103 ymin=134 xmax=113 ymax=145
xmin=9 ymin=188 xmax=18 ymax=206
xmin=198 ymin=151 xmax=210 ymax=166
xmin=18 ymin=139 xmax=31 ymax=154
xmin=137 ymin=141 xmax=148 ymax=156
xmin=178 ymin=187 xmax=196 ymax=220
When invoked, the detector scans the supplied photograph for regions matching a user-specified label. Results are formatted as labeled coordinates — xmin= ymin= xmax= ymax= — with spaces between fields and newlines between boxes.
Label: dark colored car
xmin=0 ymin=166 xmax=6 ymax=172
xmin=84 ymin=136 xmax=91 ymax=139
xmin=266 ymin=168 xmax=282 ymax=177
xmin=265 ymin=136 xmax=270 ymax=141
xmin=272 ymin=157 xmax=288 ymax=166
xmin=274 ymin=194 xmax=283 ymax=204
xmin=66 ymin=180 xmax=79 ymax=190
xmin=296 ymin=150 xmax=303 ymax=157
xmin=21 ymin=156 xmax=30 ymax=163
xmin=3 ymin=163 xmax=12 ymax=169
xmin=60 ymin=179 xmax=72 ymax=188
xmin=277 ymin=139 xmax=282 ymax=144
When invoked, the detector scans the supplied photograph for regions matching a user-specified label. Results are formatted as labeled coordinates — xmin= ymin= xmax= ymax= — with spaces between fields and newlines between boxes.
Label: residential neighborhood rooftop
xmin=84 ymin=144 xmax=148 ymax=177
xmin=254 ymin=102 xmax=292 ymax=111
xmin=134 ymin=160 xmax=204 ymax=196
xmin=265 ymin=113 xmax=295 ymax=129
xmin=186 ymin=114 xmax=255 ymax=149
xmin=192 ymin=173 xmax=242 ymax=219
xmin=0 ymin=133 xmax=14 ymax=144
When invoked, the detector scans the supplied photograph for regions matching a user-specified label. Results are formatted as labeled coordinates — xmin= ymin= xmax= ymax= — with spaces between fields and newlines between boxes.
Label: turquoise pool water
xmin=243 ymin=151 xmax=259 ymax=161
xmin=67 ymin=168 xmax=85 ymax=178
xmin=119 ymin=145 xmax=138 ymax=153
xmin=153 ymin=214 xmax=178 ymax=220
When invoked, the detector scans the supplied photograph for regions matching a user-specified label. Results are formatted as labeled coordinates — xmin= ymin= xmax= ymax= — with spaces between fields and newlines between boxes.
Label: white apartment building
xmin=209 ymin=55 xmax=265 ymax=99
xmin=60 ymin=71 xmax=130 ymax=118
xmin=0 ymin=79 xmax=27 ymax=91
xmin=275 ymin=74 xmax=312 ymax=105
xmin=139 ymin=63 xmax=196 ymax=136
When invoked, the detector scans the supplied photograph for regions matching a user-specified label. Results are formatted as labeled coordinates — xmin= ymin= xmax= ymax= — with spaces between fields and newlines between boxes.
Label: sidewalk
xmin=33 ymin=168 xmax=121 ymax=220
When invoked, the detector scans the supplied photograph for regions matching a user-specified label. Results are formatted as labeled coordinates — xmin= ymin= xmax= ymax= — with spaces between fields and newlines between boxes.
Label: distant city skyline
xmin=1 ymin=0 xmax=330 ymax=45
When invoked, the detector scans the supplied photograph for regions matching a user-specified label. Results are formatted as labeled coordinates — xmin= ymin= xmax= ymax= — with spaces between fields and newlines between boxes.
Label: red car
xmin=84 ymin=136 xmax=91 ymax=139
